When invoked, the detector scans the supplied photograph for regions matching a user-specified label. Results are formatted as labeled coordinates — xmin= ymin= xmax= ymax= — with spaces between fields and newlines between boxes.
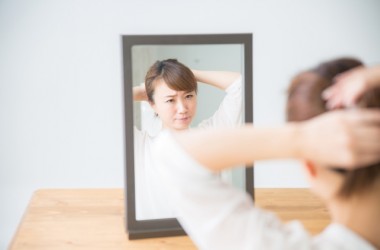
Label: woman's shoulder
xmin=135 ymin=126 xmax=166 ymax=143
xmin=225 ymin=74 xmax=242 ymax=93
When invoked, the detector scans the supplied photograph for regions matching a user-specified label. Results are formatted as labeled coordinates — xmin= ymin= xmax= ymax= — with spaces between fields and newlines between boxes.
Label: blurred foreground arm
xmin=175 ymin=109 xmax=380 ymax=170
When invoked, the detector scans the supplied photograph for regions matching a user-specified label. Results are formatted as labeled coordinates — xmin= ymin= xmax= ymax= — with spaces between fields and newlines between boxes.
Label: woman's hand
xmin=133 ymin=83 xmax=148 ymax=102
xmin=298 ymin=109 xmax=380 ymax=169
xmin=322 ymin=65 xmax=380 ymax=109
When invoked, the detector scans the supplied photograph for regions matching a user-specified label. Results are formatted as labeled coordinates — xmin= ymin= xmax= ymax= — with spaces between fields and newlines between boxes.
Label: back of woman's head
xmin=286 ymin=57 xmax=380 ymax=198
xmin=145 ymin=59 xmax=197 ymax=103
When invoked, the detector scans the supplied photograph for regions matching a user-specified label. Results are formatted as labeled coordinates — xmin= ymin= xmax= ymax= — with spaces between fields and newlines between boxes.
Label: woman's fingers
xmin=301 ymin=110 xmax=380 ymax=168
xmin=334 ymin=110 xmax=380 ymax=168
xmin=322 ymin=67 xmax=368 ymax=109
xmin=349 ymin=125 xmax=380 ymax=167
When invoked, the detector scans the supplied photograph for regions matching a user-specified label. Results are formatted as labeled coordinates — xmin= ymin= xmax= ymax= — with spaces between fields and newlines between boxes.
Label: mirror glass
xmin=132 ymin=44 xmax=246 ymax=220
xmin=122 ymin=34 xmax=253 ymax=239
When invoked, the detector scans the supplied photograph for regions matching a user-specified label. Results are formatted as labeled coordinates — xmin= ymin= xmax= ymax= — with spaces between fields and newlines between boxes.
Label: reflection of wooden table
xmin=10 ymin=189 xmax=330 ymax=249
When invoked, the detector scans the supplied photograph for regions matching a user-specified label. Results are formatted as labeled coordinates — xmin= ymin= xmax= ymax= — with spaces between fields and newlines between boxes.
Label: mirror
xmin=122 ymin=34 xmax=253 ymax=239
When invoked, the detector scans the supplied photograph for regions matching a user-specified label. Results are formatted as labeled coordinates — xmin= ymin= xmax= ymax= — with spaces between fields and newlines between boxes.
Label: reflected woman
xmin=133 ymin=59 xmax=242 ymax=219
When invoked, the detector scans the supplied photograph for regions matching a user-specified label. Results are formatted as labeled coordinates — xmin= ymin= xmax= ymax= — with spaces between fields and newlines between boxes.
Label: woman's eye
xmin=186 ymin=94 xmax=193 ymax=99
xmin=166 ymin=99 xmax=174 ymax=103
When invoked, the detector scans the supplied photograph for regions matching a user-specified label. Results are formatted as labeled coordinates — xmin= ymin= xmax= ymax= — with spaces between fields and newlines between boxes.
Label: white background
xmin=1 ymin=0 xmax=380 ymax=248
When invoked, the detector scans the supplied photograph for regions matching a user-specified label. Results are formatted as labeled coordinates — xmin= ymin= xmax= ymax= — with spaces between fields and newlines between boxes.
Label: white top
xmin=153 ymin=131 xmax=376 ymax=250
xmin=134 ymin=76 xmax=242 ymax=220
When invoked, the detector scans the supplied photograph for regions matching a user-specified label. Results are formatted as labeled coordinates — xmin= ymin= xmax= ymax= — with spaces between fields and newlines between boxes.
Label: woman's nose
xmin=177 ymin=100 xmax=187 ymax=113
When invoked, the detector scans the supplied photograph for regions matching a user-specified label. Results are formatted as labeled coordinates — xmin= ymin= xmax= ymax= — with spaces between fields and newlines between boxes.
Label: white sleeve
xmin=153 ymin=131 xmax=314 ymax=250
xmin=198 ymin=76 xmax=243 ymax=129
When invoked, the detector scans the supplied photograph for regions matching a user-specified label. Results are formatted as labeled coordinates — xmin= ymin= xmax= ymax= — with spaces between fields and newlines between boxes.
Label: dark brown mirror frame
xmin=122 ymin=33 xmax=254 ymax=240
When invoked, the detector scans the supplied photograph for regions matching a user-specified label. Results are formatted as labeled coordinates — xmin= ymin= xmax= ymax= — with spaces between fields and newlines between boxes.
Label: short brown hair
xmin=286 ymin=58 xmax=380 ymax=198
xmin=145 ymin=59 xmax=197 ymax=103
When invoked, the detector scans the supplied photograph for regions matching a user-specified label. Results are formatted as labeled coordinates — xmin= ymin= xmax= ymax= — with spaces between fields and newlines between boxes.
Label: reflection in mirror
xmin=123 ymin=34 xmax=253 ymax=239
xmin=132 ymin=45 xmax=246 ymax=220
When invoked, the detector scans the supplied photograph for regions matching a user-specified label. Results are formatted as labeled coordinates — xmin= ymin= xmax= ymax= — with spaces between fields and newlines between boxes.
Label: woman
xmin=133 ymin=59 xmax=242 ymax=219
xmin=153 ymin=58 xmax=380 ymax=249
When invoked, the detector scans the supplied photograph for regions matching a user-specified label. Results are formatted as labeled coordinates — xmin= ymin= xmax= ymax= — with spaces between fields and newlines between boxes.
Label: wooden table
xmin=10 ymin=189 xmax=330 ymax=250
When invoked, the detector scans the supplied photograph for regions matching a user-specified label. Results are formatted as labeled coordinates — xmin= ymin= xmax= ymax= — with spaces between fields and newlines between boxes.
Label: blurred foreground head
xmin=287 ymin=57 xmax=380 ymax=198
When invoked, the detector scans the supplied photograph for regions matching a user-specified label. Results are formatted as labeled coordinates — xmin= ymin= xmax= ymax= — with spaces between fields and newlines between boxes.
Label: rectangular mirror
xmin=122 ymin=34 xmax=253 ymax=239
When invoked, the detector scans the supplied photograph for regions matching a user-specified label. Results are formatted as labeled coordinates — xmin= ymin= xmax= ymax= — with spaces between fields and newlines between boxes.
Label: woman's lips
xmin=176 ymin=117 xmax=190 ymax=122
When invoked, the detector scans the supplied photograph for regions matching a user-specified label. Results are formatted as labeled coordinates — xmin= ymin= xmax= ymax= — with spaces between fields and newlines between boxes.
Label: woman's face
xmin=150 ymin=79 xmax=197 ymax=131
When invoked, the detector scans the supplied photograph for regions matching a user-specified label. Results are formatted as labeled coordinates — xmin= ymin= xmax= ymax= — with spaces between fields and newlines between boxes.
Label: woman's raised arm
xmin=192 ymin=70 xmax=241 ymax=90
xmin=133 ymin=83 xmax=148 ymax=102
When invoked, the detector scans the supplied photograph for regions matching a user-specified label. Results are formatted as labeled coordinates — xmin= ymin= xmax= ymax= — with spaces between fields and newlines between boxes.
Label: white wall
xmin=1 ymin=0 xmax=379 ymax=248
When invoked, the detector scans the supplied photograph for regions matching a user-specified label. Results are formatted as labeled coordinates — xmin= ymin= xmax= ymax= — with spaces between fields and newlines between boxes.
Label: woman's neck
xmin=166 ymin=126 xmax=190 ymax=132
xmin=329 ymin=189 xmax=380 ymax=249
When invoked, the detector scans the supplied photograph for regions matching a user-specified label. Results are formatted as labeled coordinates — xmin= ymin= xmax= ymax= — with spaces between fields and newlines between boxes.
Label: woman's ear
xmin=149 ymin=100 xmax=156 ymax=110
xmin=149 ymin=101 xmax=159 ymax=117
xmin=304 ymin=160 xmax=317 ymax=178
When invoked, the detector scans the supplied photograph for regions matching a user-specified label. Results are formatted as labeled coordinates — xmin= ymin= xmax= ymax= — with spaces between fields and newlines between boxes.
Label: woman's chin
xmin=172 ymin=119 xmax=192 ymax=130
xmin=174 ymin=125 xmax=190 ymax=131
xmin=171 ymin=123 xmax=190 ymax=131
